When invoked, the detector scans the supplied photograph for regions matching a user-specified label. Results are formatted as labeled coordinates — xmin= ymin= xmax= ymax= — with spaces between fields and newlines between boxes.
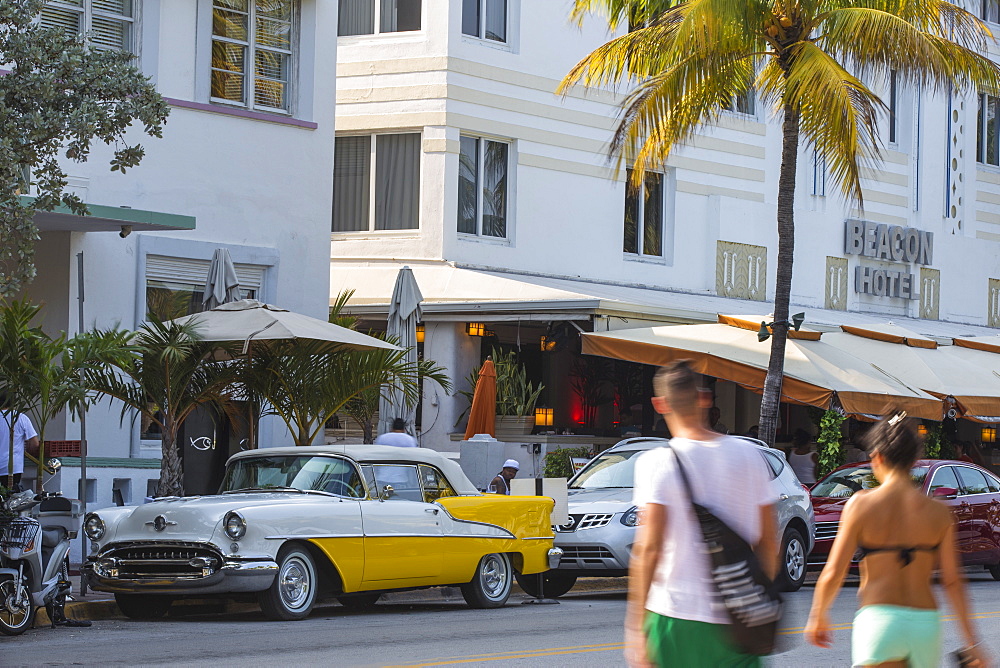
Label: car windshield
xmin=811 ymin=465 xmax=929 ymax=499
xmin=570 ymin=450 xmax=644 ymax=489
xmin=221 ymin=455 xmax=365 ymax=498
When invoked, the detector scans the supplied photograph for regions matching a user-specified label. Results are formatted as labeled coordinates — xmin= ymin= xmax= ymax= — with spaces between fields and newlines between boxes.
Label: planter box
xmin=495 ymin=415 xmax=535 ymax=435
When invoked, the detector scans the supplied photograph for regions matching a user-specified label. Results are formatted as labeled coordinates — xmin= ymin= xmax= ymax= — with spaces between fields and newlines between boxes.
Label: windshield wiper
xmin=222 ymin=486 xmax=305 ymax=494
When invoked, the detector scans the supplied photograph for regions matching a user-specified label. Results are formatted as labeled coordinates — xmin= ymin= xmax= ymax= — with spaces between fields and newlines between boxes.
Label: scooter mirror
xmin=46 ymin=458 xmax=61 ymax=472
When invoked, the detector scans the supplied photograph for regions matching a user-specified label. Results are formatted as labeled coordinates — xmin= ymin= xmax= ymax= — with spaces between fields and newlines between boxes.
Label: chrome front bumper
xmin=85 ymin=557 xmax=278 ymax=595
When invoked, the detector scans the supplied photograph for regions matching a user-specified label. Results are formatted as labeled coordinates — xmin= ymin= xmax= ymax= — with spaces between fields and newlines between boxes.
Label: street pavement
xmin=6 ymin=570 xmax=1000 ymax=667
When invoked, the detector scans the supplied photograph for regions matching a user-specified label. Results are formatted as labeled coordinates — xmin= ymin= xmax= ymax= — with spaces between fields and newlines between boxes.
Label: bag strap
xmin=669 ymin=444 xmax=697 ymax=504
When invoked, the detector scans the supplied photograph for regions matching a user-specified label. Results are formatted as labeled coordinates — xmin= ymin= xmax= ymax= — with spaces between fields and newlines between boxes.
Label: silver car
xmin=516 ymin=437 xmax=814 ymax=597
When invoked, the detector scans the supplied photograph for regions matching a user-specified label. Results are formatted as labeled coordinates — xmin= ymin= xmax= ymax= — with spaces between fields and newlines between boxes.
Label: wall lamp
xmin=466 ymin=322 xmax=486 ymax=337
xmin=415 ymin=323 xmax=425 ymax=343
xmin=758 ymin=312 xmax=806 ymax=342
xmin=540 ymin=335 xmax=556 ymax=352
xmin=534 ymin=407 xmax=554 ymax=427
xmin=982 ymin=426 xmax=997 ymax=444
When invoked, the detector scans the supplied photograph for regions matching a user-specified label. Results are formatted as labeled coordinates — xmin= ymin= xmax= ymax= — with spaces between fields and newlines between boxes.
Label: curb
xmin=40 ymin=578 xmax=629 ymax=625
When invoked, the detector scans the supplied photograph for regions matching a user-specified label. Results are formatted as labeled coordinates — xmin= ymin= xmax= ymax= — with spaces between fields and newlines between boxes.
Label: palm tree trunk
xmin=159 ymin=425 xmax=184 ymax=497
xmin=759 ymin=103 xmax=800 ymax=446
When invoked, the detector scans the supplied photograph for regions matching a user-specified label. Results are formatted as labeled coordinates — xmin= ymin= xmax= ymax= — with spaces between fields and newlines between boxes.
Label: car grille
xmin=815 ymin=521 xmax=839 ymax=541
xmin=100 ymin=542 xmax=223 ymax=579
xmin=560 ymin=546 xmax=615 ymax=564
xmin=554 ymin=513 xmax=615 ymax=532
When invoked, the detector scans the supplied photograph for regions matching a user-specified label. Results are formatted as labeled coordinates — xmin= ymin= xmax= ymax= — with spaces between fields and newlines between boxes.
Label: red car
xmin=808 ymin=459 xmax=1000 ymax=579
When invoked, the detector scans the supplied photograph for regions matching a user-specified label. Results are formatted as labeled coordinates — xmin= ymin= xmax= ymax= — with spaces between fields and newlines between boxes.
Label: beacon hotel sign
xmin=844 ymin=220 xmax=933 ymax=300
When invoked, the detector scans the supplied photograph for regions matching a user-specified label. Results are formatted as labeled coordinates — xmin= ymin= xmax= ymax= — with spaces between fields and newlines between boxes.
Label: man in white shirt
xmin=625 ymin=361 xmax=778 ymax=667
xmin=374 ymin=418 xmax=418 ymax=448
xmin=0 ymin=404 xmax=39 ymax=490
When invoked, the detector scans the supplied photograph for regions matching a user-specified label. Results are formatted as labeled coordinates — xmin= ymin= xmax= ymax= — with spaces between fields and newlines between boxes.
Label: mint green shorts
xmin=852 ymin=604 xmax=941 ymax=668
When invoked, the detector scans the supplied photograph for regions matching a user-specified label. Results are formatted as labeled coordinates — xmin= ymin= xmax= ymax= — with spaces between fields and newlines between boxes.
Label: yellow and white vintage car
xmin=83 ymin=445 xmax=558 ymax=620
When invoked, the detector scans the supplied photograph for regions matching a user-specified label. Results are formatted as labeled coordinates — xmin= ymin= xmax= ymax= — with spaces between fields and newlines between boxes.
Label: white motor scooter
xmin=0 ymin=460 xmax=91 ymax=635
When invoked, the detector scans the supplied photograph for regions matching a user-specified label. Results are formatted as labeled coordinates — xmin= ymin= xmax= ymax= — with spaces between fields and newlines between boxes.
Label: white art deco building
xmin=330 ymin=0 xmax=1000 ymax=452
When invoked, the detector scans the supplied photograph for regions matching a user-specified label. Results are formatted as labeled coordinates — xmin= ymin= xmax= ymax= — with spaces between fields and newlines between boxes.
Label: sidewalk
xmin=47 ymin=576 xmax=629 ymax=625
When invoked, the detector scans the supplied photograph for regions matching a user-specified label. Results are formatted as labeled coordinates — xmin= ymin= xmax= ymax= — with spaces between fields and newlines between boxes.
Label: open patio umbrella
xmin=171 ymin=299 xmax=399 ymax=356
xmin=203 ymin=248 xmax=242 ymax=310
xmin=378 ymin=267 xmax=423 ymax=437
xmin=464 ymin=359 xmax=497 ymax=439
xmin=948 ymin=336 xmax=1000 ymax=421
xmin=821 ymin=324 xmax=1000 ymax=422
xmin=582 ymin=315 xmax=942 ymax=420
xmin=170 ymin=300 xmax=400 ymax=448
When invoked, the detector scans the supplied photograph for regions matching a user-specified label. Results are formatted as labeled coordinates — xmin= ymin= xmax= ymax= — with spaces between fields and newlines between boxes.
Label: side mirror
xmin=932 ymin=486 xmax=958 ymax=499
xmin=381 ymin=484 xmax=394 ymax=500
xmin=46 ymin=458 xmax=61 ymax=472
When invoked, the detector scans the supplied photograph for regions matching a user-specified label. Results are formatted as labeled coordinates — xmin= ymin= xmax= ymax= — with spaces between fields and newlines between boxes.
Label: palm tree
xmin=85 ymin=319 xmax=238 ymax=497
xmin=0 ymin=299 xmax=41 ymax=489
xmin=19 ymin=327 xmax=128 ymax=491
xmin=562 ymin=0 xmax=1000 ymax=444
xmin=242 ymin=338 xmax=451 ymax=445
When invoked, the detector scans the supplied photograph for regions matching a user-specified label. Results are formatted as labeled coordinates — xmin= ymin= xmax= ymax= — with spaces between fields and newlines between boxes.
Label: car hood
xmin=100 ymin=493 xmax=327 ymax=544
xmin=566 ymin=487 xmax=634 ymax=514
xmin=810 ymin=496 xmax=849 ymax=522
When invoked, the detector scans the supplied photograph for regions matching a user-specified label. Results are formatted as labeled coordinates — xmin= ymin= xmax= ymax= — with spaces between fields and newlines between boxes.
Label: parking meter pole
xmin=522 ymin=475 xmax=559 ymax=606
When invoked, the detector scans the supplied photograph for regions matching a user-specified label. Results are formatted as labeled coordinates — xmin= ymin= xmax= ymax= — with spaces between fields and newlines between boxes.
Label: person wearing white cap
xmin=488 ymin=459 xmax=520 ymax=495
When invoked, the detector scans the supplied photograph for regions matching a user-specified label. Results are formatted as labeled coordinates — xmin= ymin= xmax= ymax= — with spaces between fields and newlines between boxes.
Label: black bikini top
xmin=857 ymin=544 xmax=940 ymax=566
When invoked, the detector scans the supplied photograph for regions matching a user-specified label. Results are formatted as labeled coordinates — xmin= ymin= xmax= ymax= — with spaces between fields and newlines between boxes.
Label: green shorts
xmin=643 ymin=612 xmax=761 ymax=668
xmin=852 ymin=604 xmax=941 ymax=668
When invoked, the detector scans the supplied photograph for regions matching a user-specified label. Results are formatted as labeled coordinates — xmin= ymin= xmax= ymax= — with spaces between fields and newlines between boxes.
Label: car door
xmin=954 ymin=466 xmax=998 ymax=563
xmin=360 ymin=464 xmax=444 ymax=584
xmin=761 ymin=450 xmax=797 ymax=532
xmin=929 ymin=465 xmax=975 ymax=560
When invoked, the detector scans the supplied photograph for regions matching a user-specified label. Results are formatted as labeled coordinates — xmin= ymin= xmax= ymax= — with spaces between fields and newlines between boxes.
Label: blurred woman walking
xmin=805 ymin=411 xmax=989 ymax=667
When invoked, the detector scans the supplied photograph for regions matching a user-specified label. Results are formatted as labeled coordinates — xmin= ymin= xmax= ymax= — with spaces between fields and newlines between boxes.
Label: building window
xmin=721 ymin=90 xmax=756 ymax=116
xmin=984 ymin=0 xmax=999 ymax=22
xmin=144 ymin=255 xmax=262 ymax=322
xmin=623 ymin=169 xmax=663 ymax=257
xmin=40 ymin=0 xmax=135 ymax=52
xmin=977 ymin=93 xmax=1000 ymax=166
xmin=458 ymin=136 xmax=509 ymax=239
xmin=333 ymin=134 xmax=421 ymax=232
xmin=812 ymin=152 xmax=826 ymax=196
xmin=211 ymin=0 xmax=293 ymax=112
xmin=339 ymin=0 xmax=421 ymax=36
xmin=888 ymin=70 xmax=898 ymax=144
xmin=462 ymin=0 xmax=506 ymax=42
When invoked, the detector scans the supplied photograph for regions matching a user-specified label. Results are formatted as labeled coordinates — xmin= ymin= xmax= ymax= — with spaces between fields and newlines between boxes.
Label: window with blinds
xmin=145 ymin=255 xmax=264 ymax=321
xmin=39 ymin=0 xmax=135 ymax=53
xmin=211 ymin=0 xmax=294 ymax=112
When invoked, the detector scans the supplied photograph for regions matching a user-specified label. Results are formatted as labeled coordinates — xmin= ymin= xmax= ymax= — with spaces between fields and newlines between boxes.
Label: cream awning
xmin=581 ymin=319 xmax=943 ymax=420
xmin=820 ymin=325 xmax=1000 ymax=422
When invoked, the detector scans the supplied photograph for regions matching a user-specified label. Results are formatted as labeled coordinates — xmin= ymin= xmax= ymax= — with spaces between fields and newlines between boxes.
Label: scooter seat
xmin=41 ymin=526 xmax=65 ymax=548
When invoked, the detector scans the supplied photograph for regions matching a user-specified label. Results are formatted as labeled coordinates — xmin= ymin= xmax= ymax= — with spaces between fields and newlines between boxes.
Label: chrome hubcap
xmin=481 ymin=555 xmax=508 ymax=599
xmin=279 ymin=556 xmax=311 ymax=610
xmin=785 ymin=538 xmax=805 ymax=582
xmin=0 ymin=580 xmax=29 ymax=629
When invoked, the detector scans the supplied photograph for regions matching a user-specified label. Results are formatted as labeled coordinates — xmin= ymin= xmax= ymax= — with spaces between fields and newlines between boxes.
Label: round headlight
xmin=84 ymin=513 xmax=105 ymax=540
xmin=620 ymin=506 xmax=639 ymax=527
xmin=224 ymin=511 xmax=246 ymax=540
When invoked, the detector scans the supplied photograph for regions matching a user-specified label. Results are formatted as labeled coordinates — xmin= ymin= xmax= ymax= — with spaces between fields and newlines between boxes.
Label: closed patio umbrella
xmin=464 ymin=359 xmax=497 ymax=439
xmin=202 ymin=248 xmax=242 ymax=310
xmin=582 ymin=315 xmax=942 ymax=420
xmin=378 ymin=267 xmax=423 ymax=437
